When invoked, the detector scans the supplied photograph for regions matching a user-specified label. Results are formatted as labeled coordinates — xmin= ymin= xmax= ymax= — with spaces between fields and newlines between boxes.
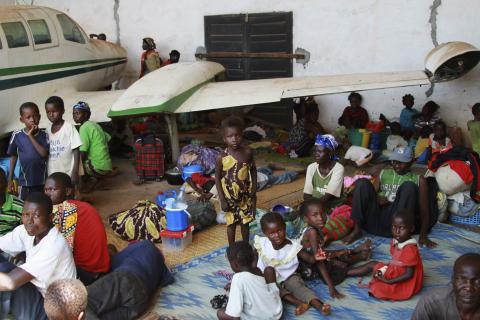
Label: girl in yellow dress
xmin=215 ymin=116 xmax=257 ymax=246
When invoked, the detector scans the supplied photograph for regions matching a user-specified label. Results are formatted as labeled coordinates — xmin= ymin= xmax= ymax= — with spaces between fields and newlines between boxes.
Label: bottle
xmin=156 ymin=192 xmax=164 ymax=208
xmin=175 ymin=186 xmax=187 ymax=208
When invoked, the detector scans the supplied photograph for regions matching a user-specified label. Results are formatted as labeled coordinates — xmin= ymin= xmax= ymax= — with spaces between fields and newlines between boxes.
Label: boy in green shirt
xmin=467 ymin=103 xmax=480 ymax=155
xmin=72 ymin=102 xmax=112 ymax=177
xmin=343 ymin=146 xmax=437 ymax=248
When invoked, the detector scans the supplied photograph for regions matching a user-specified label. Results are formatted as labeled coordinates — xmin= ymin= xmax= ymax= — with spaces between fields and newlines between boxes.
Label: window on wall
xmin=57 ymin=14 xmax=85 ymax=44
xmin=1 ymin=22 xmax=29 ymax=48
xmin=28 ymin=19 xmax=51 ymax=44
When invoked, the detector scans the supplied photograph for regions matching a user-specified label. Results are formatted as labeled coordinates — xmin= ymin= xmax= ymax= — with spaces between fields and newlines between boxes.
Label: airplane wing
xmin=108 ymin=61 xmax=429 ymax=117
xmin=176 ymin=70 xmax=429 ymax=113
xmin=107 ymin=41 xmax=480 ymax=117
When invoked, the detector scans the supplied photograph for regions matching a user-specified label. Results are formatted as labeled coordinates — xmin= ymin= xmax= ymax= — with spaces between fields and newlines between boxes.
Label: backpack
xmin=109 ymin=200 xmax=166 ymax=242
xmin=186 ymin=199 xmax=217 ymax=231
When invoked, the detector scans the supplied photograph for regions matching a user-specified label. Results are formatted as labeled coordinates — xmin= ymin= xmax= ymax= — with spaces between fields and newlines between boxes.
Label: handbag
xmin=109 ymin=200 xmax=166 ymax=242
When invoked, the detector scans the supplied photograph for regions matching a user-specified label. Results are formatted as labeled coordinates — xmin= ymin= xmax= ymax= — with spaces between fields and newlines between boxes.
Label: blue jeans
xmin=0 ymin=256 xmax=47 ymax=319
xmin=257 ymin=167 xmax=298 ymax=191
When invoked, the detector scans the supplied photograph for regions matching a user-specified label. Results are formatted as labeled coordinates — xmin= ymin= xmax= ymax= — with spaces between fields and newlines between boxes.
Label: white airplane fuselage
xmin=0 ymin=6 xmax=127 ymax=136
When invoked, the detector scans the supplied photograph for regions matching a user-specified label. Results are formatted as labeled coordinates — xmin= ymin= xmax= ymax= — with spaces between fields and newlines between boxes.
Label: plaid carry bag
xmin=135 ymin=133 xmax=165 ymax=181
xmin=109 ymin=200 xmax=166 ymax=242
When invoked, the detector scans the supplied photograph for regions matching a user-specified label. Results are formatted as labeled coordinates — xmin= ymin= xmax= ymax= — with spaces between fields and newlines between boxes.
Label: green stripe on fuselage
xmin=0 ymin=59 xmax=127 ymax=91
xmin=0 ymin=57 xmax=126 ymax=77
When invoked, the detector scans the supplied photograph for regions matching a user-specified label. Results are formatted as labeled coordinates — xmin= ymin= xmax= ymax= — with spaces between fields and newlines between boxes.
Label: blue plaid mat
xmin=154 ymin=223 xmax=480 ymax=319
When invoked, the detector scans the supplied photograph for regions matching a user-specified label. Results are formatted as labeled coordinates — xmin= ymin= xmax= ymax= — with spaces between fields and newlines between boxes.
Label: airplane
xmin=2 ymin=5 xmax=480 ymax=160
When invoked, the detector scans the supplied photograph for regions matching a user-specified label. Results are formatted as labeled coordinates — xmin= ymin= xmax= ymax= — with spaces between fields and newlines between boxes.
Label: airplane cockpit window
xmin=1 ymin=22 xmax=29 ymax=48
xmin=28 ymin=19 xmax=52 ymax=44
xmin=57 ymin=14 xmax=85 ymax=44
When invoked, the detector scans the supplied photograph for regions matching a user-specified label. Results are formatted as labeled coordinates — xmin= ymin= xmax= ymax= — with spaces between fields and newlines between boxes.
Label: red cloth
xmin=190 ymin=172 xmax=213 ymax=188
xmin=443 ymin=160 xmax=473 ymax=185
xmin=339 ymin=106 xmax=369 ymax=129
xmin=369 ymin=240 xmax=423 ymax=300
xmin=70 ymin=200 xmax=110 ymax=273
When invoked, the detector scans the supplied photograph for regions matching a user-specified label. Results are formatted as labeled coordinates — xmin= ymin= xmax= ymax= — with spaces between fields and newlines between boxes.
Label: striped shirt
xmin=0 ymin=193 xmax=23 ymax=235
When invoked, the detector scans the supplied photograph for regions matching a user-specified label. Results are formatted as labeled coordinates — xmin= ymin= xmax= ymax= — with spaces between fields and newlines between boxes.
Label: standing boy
xmin=45 ymin=96 xmax=82 ymax=185
xmin=7 ymin=102 xmax=49 ymax=200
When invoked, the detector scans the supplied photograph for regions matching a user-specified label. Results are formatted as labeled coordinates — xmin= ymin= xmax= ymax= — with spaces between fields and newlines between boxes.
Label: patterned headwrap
xmin=73 ymin=101 xmax=90 ymax=112
xmin=315 ymin=134 xmax=339 ymax=160
xmin=315 ymin=134 xmax=338 ymax=150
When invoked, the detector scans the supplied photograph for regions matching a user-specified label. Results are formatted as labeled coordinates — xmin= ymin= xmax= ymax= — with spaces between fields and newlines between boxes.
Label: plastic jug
xmin=165 ymin=202 xmax=190 ymax=231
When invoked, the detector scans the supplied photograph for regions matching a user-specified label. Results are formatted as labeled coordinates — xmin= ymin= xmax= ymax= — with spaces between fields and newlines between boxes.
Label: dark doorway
xmin=204 ymin=12 xmax=294 ymax=128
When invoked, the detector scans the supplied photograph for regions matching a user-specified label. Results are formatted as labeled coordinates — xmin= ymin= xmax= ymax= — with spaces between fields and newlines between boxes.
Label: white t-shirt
xmin=47 ymin=121 xmax=82 ymax=176
xmin=303 ymin=162 xmax=344 ymax=197
xmin=0 ymin=225 xmax=76 ymax=296
xmin=254 ymin=236 xmax=302 ymax=282
xmin=225 ymin=271 xmax=282 ymax=320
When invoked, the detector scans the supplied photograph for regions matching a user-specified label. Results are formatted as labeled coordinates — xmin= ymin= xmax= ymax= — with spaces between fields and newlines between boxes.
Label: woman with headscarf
xmin=72 ymin=102 xmax=112 ymax=183
xmin=303 ymin=135 xmax=345 ymax=210
xmin=288 ymin=98 xmax=326 ymax=157
xmin=139 ymin=37 xmax=162 ymax=78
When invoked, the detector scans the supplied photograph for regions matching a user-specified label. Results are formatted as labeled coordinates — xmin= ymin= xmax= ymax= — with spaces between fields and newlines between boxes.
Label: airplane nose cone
xmin=425 ymin=41 xmax=480 ymax=82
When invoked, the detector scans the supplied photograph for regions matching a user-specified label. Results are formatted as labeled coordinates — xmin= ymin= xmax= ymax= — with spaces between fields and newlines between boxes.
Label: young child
xmin=254 ymin=211 xmax=330 ymax=316
xmin=368 ymin=209 xmax=424 ymax=300
xmin=0 ymin=192 xmax=76 ymax=319
xmin=217 ymin=241 xmax=283 ymax=320
xmin=215 ymin=116 xmax=257 ymax=246
xmin=399 ymin=94 xmax=419 ymax=133
xmin=7 ymin=102 xmax=49 ymax=200
xmin=44 ymin=279 xmax=89 ymax=320
xmin=427 ymin=120 xmax=452 ymax=160
xmin=298 ymin=199 xmax=373 ymax=299
xmin=45 ymin=96 xmax=82 ymax=185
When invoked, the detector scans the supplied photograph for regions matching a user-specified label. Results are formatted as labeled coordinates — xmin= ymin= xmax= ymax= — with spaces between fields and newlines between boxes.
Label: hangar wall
xmin=30 ymin=0 xmax=480 ymax=141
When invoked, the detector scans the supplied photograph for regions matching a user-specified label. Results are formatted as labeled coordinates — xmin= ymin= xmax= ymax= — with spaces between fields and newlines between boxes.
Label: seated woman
xmin=0 ymin=192 xmax=76 ymax=319
xmin=72 ymin=102 xmax=113 ymax=185
xmin=303 ymin=134 xmax=345 ymax=211
xmin=288 ymin=99 xmax=326 ymax=157
xmin=338 ymin=92 xmax=369 ymax=129
xmin=44 ymin=172 xmax=110 ymax=285
xmin=413 ymin=101 xmax=441 ymax=137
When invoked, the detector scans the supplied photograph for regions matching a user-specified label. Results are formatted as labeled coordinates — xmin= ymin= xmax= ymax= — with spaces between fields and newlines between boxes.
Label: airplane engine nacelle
xmin=425 ymin=41 xmax=480 ymax=82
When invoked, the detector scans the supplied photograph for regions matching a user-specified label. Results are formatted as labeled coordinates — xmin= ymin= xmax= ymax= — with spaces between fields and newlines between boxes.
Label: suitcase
xmin=135 ymin=134 xmax=164 ymax=181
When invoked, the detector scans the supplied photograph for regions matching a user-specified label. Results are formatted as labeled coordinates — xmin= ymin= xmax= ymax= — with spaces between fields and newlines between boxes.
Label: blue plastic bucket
xmin=181 ymin=165 xmax=203 ymax=181
xmin=166 ymin=203 xmax=190 ymax=231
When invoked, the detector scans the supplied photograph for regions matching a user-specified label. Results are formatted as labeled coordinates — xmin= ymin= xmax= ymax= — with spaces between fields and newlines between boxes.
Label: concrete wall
xmin=29 ymin=0 xmax=480 ymax=141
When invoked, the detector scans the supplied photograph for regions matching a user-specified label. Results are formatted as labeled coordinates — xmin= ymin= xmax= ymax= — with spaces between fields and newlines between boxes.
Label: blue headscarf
xmin=315 ymin=134 xmax=339 ymax=160
xmin=73 ymin=101 xmax=90 ymax=112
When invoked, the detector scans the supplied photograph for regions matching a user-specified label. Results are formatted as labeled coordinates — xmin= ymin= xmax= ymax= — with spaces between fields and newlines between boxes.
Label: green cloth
xmin=79 ymin=121 xmax=112 ymax=172
xmin=311 ymin=169 xmax=345 ymax=209
xmin=468 ymin=120 xmax=480 ymax=155
xmin=0 ymin=193 xmax=23 ymax=235
xmin=379 ymin=168 xmax=419 ymax=202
